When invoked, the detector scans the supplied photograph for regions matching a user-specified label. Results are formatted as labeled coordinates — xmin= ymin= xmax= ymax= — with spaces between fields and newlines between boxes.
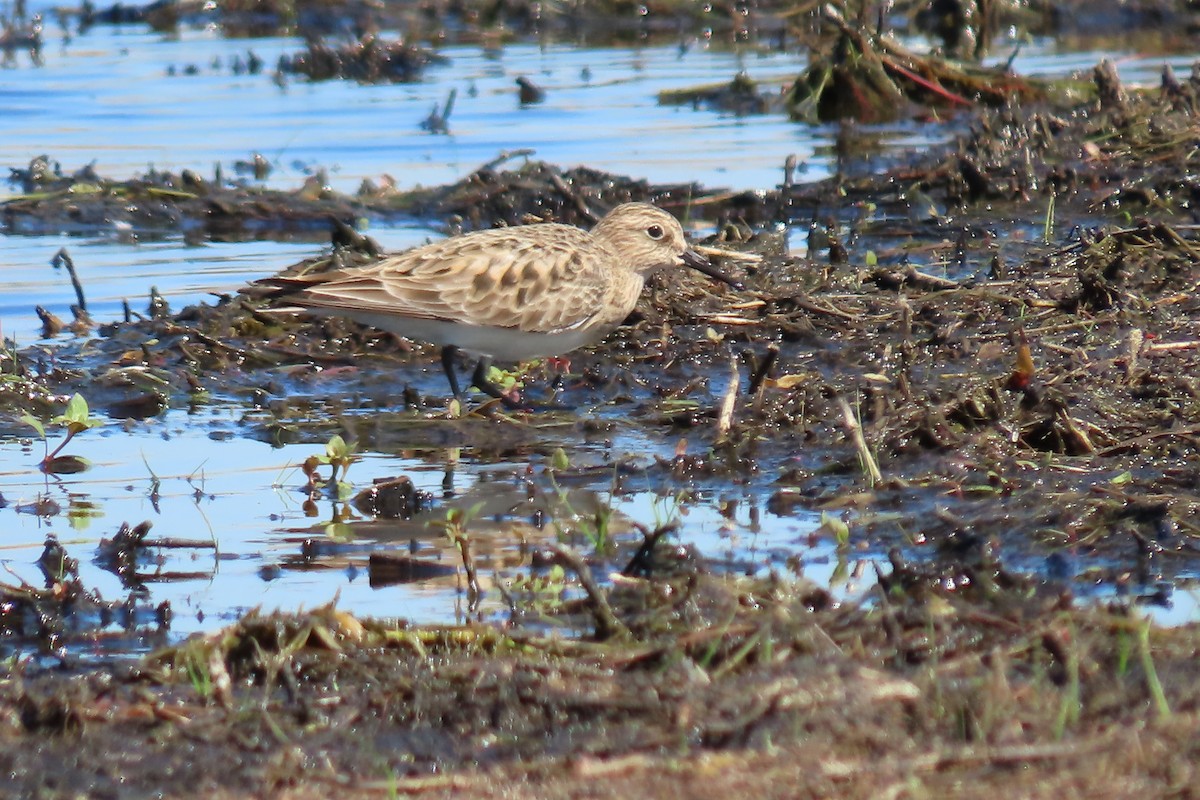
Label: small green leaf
xmin=73 ymin=419 xmax=103 ymax=433
xmin=326 ymin=434 xmax=348 ymax=461
xmin=1110 ymin=471 xmax=1133 ymax=485
xmin=658 ymin=398 xmax=700 ymax=410
xmin=19 ymin=413 xmax=44 ymax=439
xmin=55 ymin=393 xmax=96 ymax=427
xmin=324 ymin=521 xmax=356 ymax=540
xmin=821 ymin=511 xmax=851 ymax=548
xmin=864 ymin=250 xmax=878 ymax=267
xmin=485 ymin=364 xmax=518 ymax=391
xmin=145 ymin=187 xmax=199 ymax=200
xmin=550 ymin=447 xmax=570 ymax=471
xmin=67 ymin=393 xmax=89 ymax=422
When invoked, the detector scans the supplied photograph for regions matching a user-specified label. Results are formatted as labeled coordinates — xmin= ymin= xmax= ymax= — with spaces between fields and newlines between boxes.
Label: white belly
xmin=332 ymin=310 xmax=612 ymax=362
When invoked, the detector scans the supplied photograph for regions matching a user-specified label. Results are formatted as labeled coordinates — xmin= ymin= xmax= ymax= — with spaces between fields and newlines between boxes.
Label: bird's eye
xmin=646 ymin=224 xmax=665 ymax=240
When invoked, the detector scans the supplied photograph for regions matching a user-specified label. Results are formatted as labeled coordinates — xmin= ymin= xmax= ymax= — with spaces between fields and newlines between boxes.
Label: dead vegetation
xmin=1 ymin=557 xmax=1197 ymax=797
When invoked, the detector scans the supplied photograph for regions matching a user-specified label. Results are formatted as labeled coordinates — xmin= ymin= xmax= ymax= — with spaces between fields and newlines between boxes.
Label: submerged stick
xmin=746 ymin=343 xmax=779 ymax=397
xmin=715 ymin=353 xmax=740 ymax=442
xmin=622 ymin=520 xmax=681 ymax=577
xmin=837 ymin=396 xmax=882 ymax=486
xmin=547 ymin=543 xmax=628 ymax=640
xmin=1126 ymin=328 xmax=1143 ymax=384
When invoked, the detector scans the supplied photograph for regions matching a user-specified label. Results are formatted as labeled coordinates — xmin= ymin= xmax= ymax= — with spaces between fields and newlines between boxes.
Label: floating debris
xmin=516 ymin=75 xmax=546 ymax=105
xmin=276 ymin=34 xmax=448 ymax=84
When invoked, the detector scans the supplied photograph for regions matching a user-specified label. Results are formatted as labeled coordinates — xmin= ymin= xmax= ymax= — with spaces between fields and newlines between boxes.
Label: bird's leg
xmin=469 ymin=356 xmax=509 ymax=401
xmin=436 ymin=352 xmax=547 ymax=411
xmin=470 ymin=357 xmax=541 ymax=411
xmin=441 ymin=345 xmax=464 ymax=399
xmin=446 ymin=350 xmax=523 ymax=408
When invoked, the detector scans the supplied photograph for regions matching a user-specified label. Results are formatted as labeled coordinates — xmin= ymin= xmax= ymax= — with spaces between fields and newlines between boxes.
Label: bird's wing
xmin=282 ymin=227 xmax=614 ymax=334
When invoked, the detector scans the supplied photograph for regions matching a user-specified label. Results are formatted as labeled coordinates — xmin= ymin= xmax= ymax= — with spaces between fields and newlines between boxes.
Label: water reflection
xmin=0 ymin=24 xmax=815 ymax=194
xmin=0 ymin=404 xmax=829 ymax=659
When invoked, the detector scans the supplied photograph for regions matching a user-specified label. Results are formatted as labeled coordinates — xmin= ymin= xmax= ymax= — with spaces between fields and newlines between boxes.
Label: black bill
xmin=681 ymin=247 xmax=744 ymax=290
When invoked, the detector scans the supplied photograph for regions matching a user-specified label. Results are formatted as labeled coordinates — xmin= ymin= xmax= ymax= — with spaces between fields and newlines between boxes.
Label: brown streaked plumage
xmin=257 ymin=203 xmax=741 ymax=402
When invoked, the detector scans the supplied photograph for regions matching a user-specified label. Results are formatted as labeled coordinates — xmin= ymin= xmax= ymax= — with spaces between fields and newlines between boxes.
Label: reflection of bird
xmin=255 ymin=204 xmax=741 ymax=403
xmin=516 ymin=76 xmax=545 ymax=105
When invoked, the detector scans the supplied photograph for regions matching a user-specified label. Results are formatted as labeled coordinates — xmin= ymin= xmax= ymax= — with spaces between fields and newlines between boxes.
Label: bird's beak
xmin=681 ymin=248 xmax=744 ymax=290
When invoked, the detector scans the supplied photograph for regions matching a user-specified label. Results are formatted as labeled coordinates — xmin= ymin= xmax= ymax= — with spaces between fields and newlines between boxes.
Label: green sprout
xmin=303 ymin=434 xmax=359 ymax=499
xmin=484 ymin=364 xmax=524 ymax=396
xmin=509 ymin=564 xmax=568 ymax=616
xmin=20 ymin=392 xmax=103 ymax=474
xmin=546 ymin=449 xmax=616 ymax=555
xmin=429 ymin=503 xmax=485 ymax=601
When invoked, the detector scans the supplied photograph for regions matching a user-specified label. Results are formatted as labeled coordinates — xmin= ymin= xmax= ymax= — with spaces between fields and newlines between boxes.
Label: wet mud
xmin=5 ymin=0 xmax=1200 ymax=796
xmin=2 ymin=572 xmax=1198 ymax=797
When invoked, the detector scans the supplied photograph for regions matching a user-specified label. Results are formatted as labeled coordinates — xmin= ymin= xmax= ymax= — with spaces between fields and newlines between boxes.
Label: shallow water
xmin=2 ymin=10 xmax=1199 ymax=660
xmin=0 ymin=23 xmax=824 ymax=344
xmin=1 ymin=26 xmax=814 ymax=192
xmin=0 ymin=400 xmax=852 ymax=661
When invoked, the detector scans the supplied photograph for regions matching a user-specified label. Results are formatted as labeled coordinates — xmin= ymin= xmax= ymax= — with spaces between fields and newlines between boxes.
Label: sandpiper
xmin=257 ymin=203 xmax=741 ymax=403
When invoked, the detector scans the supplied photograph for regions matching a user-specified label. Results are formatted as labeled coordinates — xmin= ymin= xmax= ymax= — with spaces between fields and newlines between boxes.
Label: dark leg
xmin=446 ymin=351 xmax=551 ymax=411
xmin=441 ymin=346 xmax=464 ymax=399
xmin=471 ymin=357 xmax=541 ymax=410
xmin=470 ymin=356 xmax=508 ymax=400
xmin=442 ymin=348 xmax=520 ymax=408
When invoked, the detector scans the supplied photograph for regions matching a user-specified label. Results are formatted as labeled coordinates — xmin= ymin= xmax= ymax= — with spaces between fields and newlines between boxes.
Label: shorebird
xmin=256 ymin=203 xmax=741 ymax=403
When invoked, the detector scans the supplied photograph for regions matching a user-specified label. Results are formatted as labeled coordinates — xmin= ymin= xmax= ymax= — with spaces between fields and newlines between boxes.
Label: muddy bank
xmin=1 ymin=152 xmax=744 ymax=238
xmin=1 ymin=575 xmax=1197 ymax=797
